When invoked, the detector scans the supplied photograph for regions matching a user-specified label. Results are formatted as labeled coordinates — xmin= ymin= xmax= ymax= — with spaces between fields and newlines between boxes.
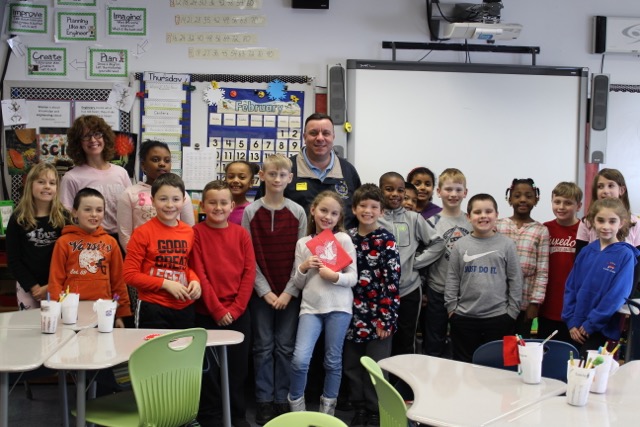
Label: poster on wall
xmin=107 ymin=7 xmax=147 ymax=37
xmin=8 ymin=3 xmax=48 ymax=34
xmin=74 ymin=101 xmax=120 ymax=130
xmin=56 ymin=11 xmax=97 ymax=42
xmin=205 ymin=80 xmax=304 ymax=184
xmin=27 ymin=47 xmax=67 ymax=78
xmin=88 ymin=48 xmax=128 ymax=78
xmin=25 ymin=100 xmax=72 ymax=130
xmin=5 ymin=129 xmax=38 ymax=176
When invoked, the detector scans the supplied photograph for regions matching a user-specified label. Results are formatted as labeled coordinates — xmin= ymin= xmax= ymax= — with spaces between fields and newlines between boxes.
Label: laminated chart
xmin=204 ymin=80 xmax=304 ymax=185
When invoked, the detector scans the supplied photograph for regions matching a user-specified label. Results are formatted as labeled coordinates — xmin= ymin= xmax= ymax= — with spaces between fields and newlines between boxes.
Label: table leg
xmin=1 ymin=372 xmax=8 ymax=427
xmin=219 ymin=346 xmax=231 ymax=427
xmin=76 ymin=370 xmax=86 ymax=427
xmin=58 ymin=369 xmax=69 ymax=427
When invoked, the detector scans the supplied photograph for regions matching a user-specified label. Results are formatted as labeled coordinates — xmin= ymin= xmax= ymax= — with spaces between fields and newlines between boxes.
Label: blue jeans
xmin=250 ymin=294 xmax=301 ymax=404
xmin=289 ymin=311 xmax=352 ymax=400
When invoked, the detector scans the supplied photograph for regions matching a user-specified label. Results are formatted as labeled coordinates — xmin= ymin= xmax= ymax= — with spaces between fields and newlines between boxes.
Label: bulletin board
xmin=2 ymin=80 xmax=130 ymax=202
xmin=135 ymin=73 xmax=313 ymax=191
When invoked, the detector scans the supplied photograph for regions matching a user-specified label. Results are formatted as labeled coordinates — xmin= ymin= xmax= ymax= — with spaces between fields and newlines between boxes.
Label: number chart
xmin=206 ymin=86 xmax=304 ymax=186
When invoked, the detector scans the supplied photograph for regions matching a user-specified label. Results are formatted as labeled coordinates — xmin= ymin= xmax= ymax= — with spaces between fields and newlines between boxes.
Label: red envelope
xmin=503 ymin=335 xmax=520 ymax=366
xmin=305 ymin=229 xmax=353 ymax=272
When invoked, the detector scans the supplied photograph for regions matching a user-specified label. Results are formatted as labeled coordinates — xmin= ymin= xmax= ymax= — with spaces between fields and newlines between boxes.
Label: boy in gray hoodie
xmin=378 ymin=172 xmax=445 ymax=355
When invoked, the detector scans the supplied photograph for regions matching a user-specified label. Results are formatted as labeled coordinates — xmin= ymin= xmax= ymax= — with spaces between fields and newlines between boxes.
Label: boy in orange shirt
xmin=123 ymin=173 xmax=201 ymax=328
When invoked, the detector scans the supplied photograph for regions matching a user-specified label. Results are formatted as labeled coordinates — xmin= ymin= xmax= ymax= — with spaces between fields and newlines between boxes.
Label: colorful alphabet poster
xmin=205 ymin=81 xmax=304 ymax=184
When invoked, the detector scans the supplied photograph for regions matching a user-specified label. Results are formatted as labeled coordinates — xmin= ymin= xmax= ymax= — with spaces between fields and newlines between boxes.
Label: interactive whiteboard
xmin=346 ymin=60 xmax=588 ymax=220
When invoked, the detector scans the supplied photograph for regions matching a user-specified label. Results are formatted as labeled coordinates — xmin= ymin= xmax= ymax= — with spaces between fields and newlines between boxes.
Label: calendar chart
xmin=206 ymin=85 xmax=304 ymax=186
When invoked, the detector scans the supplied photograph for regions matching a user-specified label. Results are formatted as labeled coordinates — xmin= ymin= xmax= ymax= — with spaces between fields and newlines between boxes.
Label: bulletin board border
xmin=133 ymin=73 xmax=313 ymax=84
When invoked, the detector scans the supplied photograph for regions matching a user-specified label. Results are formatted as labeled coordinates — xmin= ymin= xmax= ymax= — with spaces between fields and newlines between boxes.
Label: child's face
xmin=32 ymin=171 xmax=57 ymax=205
xmin=73 ymin=196 xmax=104 ymax=234
xmin=437 ymin=179 xmax=467 ymax=209
xmin=593 ymin=207 xmax=623 ymax=245
xmin=225 ymin=163 xmax=253 ymax=199
xmin=201 ymin=189 xmax=234 ymax=227
xmin=402 ymin=189 xmax=418 ymax=212
xmin=380 ymin=176 xmax=405 ymax=210
xmin=311 ymin=197 xmax=343 ymax=232
xmin=80 ymin=128 xmax=105 ymax=158
xmin=596 ymin=176 xmax=625 ymax=200
xmin=410 ymin=173 xmax=434 ymax=203
xmin=468 ymin=199 xmax=498 ymax=238
xmin=353 ymin=198 xmax=382 ymax=229
xmin=551 ymin=195 xmax=581 ymax=224
xmin=259 ymin=165 xmax=292 ymax=194
xmin=152 ymin=185 xmax=185 ymax=225
xmin=142 ymin=147 xmax=171 ymax=183
xmin=509 ymin=183 xmax=537 ymax=216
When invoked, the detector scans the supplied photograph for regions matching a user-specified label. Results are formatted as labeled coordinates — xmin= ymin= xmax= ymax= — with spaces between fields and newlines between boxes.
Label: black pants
xmin=392 ymin=287 xmax=421 ymax=355
xmin=537 ymin=316 xmax=573 ymax=345
xmin=343 ymin=338 xmax=392 ymax=413
xmin=196 ymin=311 xmax=251 ymax=426
xmin=424 ymin=287 xmax=449 ymax=357
xmin=135 ymin=300 xmax=195 ymax=329
xmin=450 ymin=313 xmax=515 ymax=362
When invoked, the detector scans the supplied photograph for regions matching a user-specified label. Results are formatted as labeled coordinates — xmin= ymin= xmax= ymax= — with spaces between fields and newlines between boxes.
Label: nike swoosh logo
xmin=463 ymin=250 xmax=498 ymax=263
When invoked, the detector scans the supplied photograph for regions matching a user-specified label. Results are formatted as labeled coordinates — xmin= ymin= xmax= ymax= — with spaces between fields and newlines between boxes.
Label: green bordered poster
xmin=108 ymin=7 xmax=147 ymax=37
xmin=27 ymin=47 xmax=67 ymax=77
xmin=88 ymin=48 xmax=128 ymax=79
xmin=9 ymin=3 xmax=48 ymax=34
xmin=56 ymin=0 xmax=97 ymax=6
xmin=56 ymin=11 xmax=97 ymax=42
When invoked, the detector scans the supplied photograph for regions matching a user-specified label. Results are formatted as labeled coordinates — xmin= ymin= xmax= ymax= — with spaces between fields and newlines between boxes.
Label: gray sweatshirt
xmin=444 ymin=233 xmax=522 ymax=319
xmin=378 ymin=207 xmax=445 ymax=297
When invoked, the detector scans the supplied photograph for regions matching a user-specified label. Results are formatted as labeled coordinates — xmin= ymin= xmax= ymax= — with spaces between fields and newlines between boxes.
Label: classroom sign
xmin=206 ymin=82 xmax=304 ymax=183
xmin=56 ymin=11 xmax=97 ymax=42
xmin=108 ymin=7 xmax=147 ymax=37
xmin=8 ymin=3 xmax=48 ymax=34
xmin=88 ymin=48 xmax=128 ymax=78
xmin=27 ymin=47 xmax=67 ymax=77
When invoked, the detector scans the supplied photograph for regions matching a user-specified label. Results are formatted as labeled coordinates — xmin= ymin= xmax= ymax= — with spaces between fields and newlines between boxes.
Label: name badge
xmin=296 ymin=182 xmax=307 ymax=191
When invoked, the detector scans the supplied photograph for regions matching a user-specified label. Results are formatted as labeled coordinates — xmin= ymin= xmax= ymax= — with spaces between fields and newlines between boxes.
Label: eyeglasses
xmin=81 ymin=132 xmax=103 ymax=142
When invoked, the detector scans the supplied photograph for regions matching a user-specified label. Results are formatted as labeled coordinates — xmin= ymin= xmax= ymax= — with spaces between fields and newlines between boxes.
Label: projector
xmin=435 ymin=21 xmax=522 ymax=41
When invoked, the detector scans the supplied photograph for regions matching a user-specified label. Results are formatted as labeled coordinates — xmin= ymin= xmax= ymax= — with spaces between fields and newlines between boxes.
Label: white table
xmin=46 ymin=328 xmax=244 ymax=427
xmin=485 ymin=361 xmax=640 ymax=426
xmin=378 ymin=354 xmax=567 ymax=427
xmin=0 ymin=301 xmax=97 ymax=331
xmin=0 ymin=327 xmax=75 ymax=427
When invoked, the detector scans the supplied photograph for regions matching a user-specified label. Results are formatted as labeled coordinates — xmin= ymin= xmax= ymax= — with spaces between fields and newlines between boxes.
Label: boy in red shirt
xmin=123 ymin=173 xmax=201 ymax=329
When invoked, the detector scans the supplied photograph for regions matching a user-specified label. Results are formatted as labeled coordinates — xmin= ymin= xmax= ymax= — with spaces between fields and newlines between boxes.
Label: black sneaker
xmin=274 ymin=402 xmax=290 ymax=416
xmin=367 ymin=411 xmax=380 ymax=427
xmin=231 ymin=417 xmax=251 ymax=427
xmin=350 ymin=409 xmax=368 ymax=427
xmin=255 ymin=402 xmax=276 ymax=425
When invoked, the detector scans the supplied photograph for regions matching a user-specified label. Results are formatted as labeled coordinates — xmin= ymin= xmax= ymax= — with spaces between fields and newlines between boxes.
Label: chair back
xmin=472 ymin=339 xmax=579 ymax=382
xmin=129 ymin=328 xmax=207 ymax=427
xmin=626 ymin=298 xmax=640 ymax=362
xmin=264 ymin=411 xmax=348 ymax=427
xmin=360 ymin=356 xmax=408 ymax=427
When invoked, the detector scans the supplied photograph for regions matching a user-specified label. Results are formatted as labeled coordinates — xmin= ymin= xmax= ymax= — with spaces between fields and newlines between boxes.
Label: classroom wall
xmin=3 ymin=0 xmax=640 ymax=213
xmin=4 ymin=0 xmax=640 ymax=85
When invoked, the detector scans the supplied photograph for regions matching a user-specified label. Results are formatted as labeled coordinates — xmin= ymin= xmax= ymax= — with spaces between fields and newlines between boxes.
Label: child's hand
xmin=525 ymin=303 xmax=539 ymax=320
xmin=318 ymin=266 xmax=339 ymax=283
xmin=161 ymin=280 xmax=191 ymax=301
xmin=376 ymin=327 xmax=391 ymax=340
xmin=421 ymin=294 xmax=428 ymax=307
xmin=301 ymin=256 xmax=323 ymax=273
xmin=31 ymin=284 xmax=48 ymax=301
xmin=186 ymin=281 xmax=201 ymax=300
xmin=263 ymin=292 xmax=278 ymax=306
xmin=273 ymin=292 xmax=292 ymax=310
xmin=569 ymin=326 xmax=588 ymax=344
xmin=217 ymin=312 xmax=233 ymax=326
xmin=114 ymin=318 xmax=125 ymax=328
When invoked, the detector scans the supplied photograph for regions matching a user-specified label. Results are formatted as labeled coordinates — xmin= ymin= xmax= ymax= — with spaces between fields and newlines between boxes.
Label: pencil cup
xmin=94 ymin=299 xmax=117 ymax=333
xmin=518 ymin=342 xmax=543 ymax=384
xmin=40 ymin=301 xmax=61 ymax=334
xmin=566 ymin=363 xmax=595 ymax=406
xmin=587 ymin=350 xmax=619 ymax=394
xmin=61 ymin=293 xmax=80 ymax=324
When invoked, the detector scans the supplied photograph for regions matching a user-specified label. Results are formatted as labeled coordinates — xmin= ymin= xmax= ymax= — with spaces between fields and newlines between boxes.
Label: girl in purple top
xmin=407 ymin=166 xmax=442 ymax=219
xmin=225 ymin=160 xmax=259 ymax=225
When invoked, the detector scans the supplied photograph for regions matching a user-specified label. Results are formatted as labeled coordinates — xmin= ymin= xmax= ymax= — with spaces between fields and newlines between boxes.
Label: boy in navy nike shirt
xmin=444 ymin=193 xmax=522 ymax=362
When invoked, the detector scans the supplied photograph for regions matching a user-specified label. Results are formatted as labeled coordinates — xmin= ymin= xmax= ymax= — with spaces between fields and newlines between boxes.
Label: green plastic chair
xmin=76 ymin=328 xmax=207 ymax=427
xmin=264 ymin=411 xmax=348 ymax=427
xmin=360 ymin=356 xmax=408 ymax=427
